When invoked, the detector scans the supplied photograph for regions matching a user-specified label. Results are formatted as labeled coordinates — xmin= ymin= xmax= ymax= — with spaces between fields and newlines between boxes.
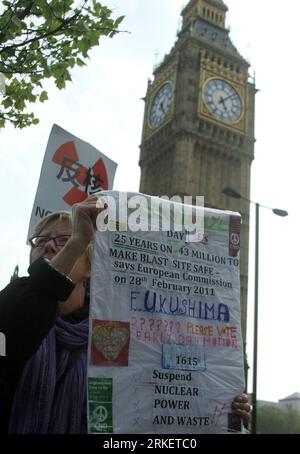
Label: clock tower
xmin=139 ymin=0 xmax=256 ymax=349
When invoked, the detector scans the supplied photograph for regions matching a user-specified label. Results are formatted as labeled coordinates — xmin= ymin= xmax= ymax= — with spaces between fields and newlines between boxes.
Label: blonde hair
xmin=33 ymin=211 xmax=72 ymax=236
xmin=32 ymin=210 xmax=93 ymax=264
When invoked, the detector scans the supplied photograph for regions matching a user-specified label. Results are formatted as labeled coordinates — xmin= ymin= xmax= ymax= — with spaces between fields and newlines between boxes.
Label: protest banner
xmin=27 ymin=124 xmax=117 ymax=240
xmin=88 ymin=191 xmax=244 ymax=434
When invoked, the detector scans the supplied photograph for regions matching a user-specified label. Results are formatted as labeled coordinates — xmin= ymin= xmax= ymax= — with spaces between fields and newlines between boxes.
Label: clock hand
xmin=159 ymin=101 xmax=166 ymax=114
xmin=219 ymin=93 xmax=237 ymax=104
xmin=218 ymin=96 xmax=228 ymax=111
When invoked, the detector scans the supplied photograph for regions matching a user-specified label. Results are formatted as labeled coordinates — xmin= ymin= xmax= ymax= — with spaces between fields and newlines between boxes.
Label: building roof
xmin=210 ymin=0 xmax=228 ymax=9
xmin=204 ymin=0 xmax=228 ymax=11
xmin=183 ymin=0 xmax=228 ymax=14
xmin=191 ymin=18 xmax=247 ymax=64
xmin=257 ymin=400 xmax=278 ymax=407
xmin=279 ymin=392 xmax=300 ymax=402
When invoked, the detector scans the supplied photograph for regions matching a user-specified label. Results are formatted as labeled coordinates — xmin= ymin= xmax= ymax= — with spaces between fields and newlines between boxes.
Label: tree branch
xmin=0 ymin=10 xmax=81 ymax=53
xmin=0 ymin=1 xmax=35 ymax=44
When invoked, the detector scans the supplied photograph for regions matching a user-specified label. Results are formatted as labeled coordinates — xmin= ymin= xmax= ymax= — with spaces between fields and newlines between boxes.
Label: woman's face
xmin=30 ymin=218 xmax=90 ymax=284
xmin=30 ymin=218 xmax=72 ymax=262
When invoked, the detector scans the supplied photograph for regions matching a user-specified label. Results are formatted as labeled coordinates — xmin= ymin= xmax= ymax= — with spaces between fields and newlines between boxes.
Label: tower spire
xmin=182 ymin=0 xmax=228 ymax=30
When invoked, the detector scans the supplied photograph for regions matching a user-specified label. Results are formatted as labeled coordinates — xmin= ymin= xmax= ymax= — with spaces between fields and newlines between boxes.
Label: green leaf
xmin=76 ymin=57 xmax=86 ymax=67
xmin=15 ymin=98 xmax=26 ymax=110
xmin=2 ymin=97 xmax=13 ymax=108
xmin=114 ymin=16 xmax=125 ymax=28
xmin=39 ymin=90 xmax=48 ymax=102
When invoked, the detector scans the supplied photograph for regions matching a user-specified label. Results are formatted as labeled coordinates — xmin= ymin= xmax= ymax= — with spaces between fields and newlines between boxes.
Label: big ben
xmin=139 ymin=0 xmax=256 ymax=355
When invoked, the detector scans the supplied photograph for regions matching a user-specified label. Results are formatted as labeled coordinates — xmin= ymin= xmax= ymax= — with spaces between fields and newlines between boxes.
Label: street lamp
xmin=222 ymin=187 xmax=288 ymax=434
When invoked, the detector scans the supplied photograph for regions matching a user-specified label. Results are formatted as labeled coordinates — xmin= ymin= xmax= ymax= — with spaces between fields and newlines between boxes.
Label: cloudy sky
xmin=0 ymin=0 xmax=299 ymax=403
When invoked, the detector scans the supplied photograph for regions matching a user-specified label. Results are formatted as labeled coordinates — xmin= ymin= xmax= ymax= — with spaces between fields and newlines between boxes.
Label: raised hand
xmin=71 ymin=194 xmax=100 ymax=246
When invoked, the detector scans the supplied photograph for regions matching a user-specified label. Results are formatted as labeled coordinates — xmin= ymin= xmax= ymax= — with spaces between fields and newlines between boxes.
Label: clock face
xmin=203 ymin=79 xmax=243 ymax=123
xmin=149 ymin=82 xmax=173 ymax=129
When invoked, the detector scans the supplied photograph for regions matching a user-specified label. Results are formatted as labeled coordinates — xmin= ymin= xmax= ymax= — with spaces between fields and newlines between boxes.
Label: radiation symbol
xmin=52 ymin=141 xmax=109 ymax=206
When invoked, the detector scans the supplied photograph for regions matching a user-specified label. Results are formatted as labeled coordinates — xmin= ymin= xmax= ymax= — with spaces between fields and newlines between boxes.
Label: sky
xmin=0 ymin=0 xmax=299 ymax=403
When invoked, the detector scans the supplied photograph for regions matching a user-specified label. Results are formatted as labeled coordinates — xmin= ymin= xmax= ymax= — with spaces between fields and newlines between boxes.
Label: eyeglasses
xmin=29 ymin=235 xmax=71 ymax=248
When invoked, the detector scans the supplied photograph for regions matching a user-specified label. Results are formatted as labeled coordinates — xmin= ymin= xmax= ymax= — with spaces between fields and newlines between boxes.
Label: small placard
xmin=162 ymin=343 xmax=206 ymax=371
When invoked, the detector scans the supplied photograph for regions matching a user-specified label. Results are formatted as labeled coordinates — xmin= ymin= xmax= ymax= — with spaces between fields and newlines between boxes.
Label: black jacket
xmin=0 ymin=258 xmax=75 ymax=433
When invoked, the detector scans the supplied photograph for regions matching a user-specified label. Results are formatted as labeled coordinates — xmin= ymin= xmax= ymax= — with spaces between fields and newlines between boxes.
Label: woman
xmin=0 ymin=195 xmax=97 ymax=433
xmin=0 ymin=195 xmax=250 ymax=433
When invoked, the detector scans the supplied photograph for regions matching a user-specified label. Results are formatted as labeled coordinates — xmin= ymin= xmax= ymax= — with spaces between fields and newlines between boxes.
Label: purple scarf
xmin=9 ymin=317 xmax=89 ymax=434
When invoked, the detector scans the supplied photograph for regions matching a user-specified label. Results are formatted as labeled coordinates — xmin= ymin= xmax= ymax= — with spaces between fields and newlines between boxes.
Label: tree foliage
xmin=258 ymin=405 xmax=300 ymax=434
xmin=0 ymin=0 xmax=124 ymax=128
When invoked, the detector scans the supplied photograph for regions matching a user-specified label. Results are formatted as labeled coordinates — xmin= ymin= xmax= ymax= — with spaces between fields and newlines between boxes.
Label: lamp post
xmin=222 ymin=187 xmax=288 ymax=434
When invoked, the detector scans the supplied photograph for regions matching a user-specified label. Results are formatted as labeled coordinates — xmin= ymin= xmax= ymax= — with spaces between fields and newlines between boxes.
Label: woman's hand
xmin=232 ymin=394 xmax=251 ymax=426
xmin=51 ymin=195 xmax=101 ymax=276
xmin=71 ymin=194 xmax=100 ymax=247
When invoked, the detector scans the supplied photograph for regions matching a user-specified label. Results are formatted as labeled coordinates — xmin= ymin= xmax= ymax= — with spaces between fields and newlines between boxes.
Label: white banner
xmin=88 ymin=192 xmax=244 ymax=434
xmin=27 ymin=124 xmax=117 ymax=240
